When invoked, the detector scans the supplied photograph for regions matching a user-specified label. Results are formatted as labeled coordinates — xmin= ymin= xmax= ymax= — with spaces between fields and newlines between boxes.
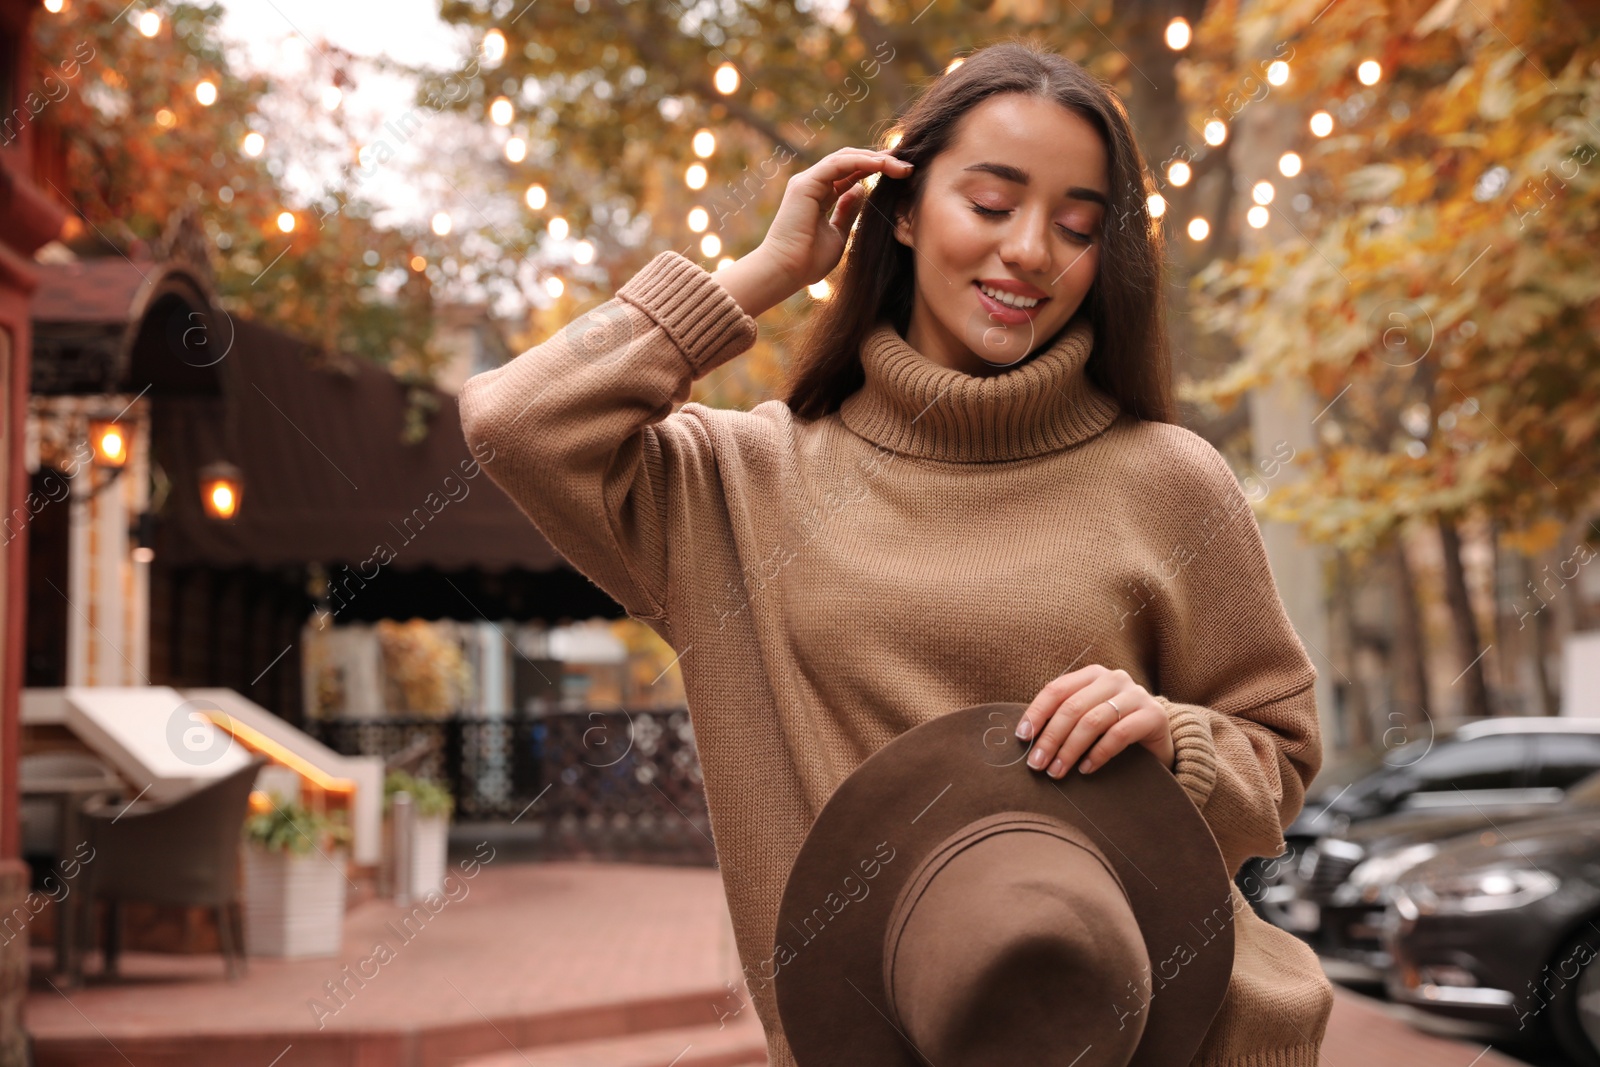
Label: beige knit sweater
xmin=458 ymin=250 xmax=1334 ymax=1067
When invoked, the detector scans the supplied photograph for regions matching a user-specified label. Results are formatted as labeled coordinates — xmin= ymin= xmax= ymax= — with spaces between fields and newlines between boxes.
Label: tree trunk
xmin=1437 ymin=515 xmax=1492 ymax=719
xmin=1531 ymin=563 xmax=1559 ymax=716
xmin=1331 ymin=548 xmax=1371 ymax=749
xmin=1390 ymin=531 xmax=1431 ymax=733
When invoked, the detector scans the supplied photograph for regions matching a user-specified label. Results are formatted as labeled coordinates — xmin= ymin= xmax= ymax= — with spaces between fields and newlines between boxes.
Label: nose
xmin=998 ymin=204 xmax=1053 ymax=278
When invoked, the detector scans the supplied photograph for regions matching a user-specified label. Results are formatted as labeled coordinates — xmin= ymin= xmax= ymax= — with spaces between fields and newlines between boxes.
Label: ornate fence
xmin=306 ymin=707 xmax=716 ymax=865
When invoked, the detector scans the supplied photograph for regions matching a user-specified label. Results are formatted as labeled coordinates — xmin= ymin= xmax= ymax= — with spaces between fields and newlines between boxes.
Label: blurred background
xmin=1 ymin=0 xmax=1598 ymax=1064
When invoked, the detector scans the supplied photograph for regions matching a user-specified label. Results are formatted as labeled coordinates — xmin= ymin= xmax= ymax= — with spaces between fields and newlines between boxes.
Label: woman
xmin=459 ymin=38 xmax=1333 ymax=1067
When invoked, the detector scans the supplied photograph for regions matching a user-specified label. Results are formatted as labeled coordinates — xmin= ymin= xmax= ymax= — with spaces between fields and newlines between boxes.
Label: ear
xmin=892 ymin=203 xmax=915 ymax=248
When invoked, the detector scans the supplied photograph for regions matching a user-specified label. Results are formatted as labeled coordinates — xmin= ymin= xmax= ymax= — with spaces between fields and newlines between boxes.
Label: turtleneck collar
xmin=837 ymin=314 xmax=1122 ymax=463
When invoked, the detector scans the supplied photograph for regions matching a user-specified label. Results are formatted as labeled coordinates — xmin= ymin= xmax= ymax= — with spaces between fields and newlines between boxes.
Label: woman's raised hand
xmin=758 ymin=146 xmax=914 ymax=292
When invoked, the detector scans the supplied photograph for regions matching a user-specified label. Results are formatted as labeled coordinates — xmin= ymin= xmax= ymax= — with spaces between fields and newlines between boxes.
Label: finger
xmin=806 ymin=150 xmax=912 ymax=190
xmin=1076 ymin=707 xmax=1148 ymax=774
xmin=828 ymin=186 xmax=859 ymax=230
xmin=832 ymin=168 xmax=871 ymax=194
xmin=1016 ymin=666 xmax=1098 ymax=742
xmin=1046 ymin=678 xmax=1134 ymax=778
xmin=1028 ymin=674 xmax=1124 ymax=777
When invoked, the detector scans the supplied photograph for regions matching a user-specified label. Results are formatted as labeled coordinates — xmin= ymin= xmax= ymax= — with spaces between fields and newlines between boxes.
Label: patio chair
xmin=78 ymin=757 xmax=266 ymax=981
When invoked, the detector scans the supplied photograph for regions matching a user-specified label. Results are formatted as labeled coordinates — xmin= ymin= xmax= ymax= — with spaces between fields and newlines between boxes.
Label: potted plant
xmin=384 ymin=771 xmax=454 ymax=898
xmin=241 ymin=796 xmax=352 ymax=958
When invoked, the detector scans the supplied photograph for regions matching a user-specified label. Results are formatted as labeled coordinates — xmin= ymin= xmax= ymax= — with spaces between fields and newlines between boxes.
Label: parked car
xmin=1384 ymin=806 xmax=1600 ymax=1067
xmin=1304 ymin=769 xmax=1600 ymax=982
xmin=1240 ymin=718 xmax=1600 ymax=933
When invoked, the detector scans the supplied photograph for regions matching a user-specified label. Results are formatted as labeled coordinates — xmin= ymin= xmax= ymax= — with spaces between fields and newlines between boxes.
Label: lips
xmin=973 ymin=281 xmax=1050 ymax=321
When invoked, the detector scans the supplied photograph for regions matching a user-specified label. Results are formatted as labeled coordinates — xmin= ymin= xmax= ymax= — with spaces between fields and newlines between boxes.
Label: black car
xmin=1305 ymin=770 xmax=1600 ymax=982
xmin=1240 ymin=718 xmax=1600 ymax=934
xmin=1384 ymin=806 xmax=1600 ymax=1066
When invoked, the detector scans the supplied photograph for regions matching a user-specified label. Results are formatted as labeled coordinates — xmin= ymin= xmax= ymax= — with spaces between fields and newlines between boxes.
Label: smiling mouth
xmin=973 ymin=281 xmax=1051 ymax=315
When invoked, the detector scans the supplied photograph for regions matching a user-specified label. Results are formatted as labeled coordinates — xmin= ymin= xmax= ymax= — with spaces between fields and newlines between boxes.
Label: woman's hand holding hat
xmin=1015 ymin=664 xmax=1175 ymax=779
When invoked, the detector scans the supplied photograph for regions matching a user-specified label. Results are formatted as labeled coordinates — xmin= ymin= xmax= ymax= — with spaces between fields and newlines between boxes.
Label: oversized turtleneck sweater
xmin=458 ymin=250 xmax=1334 ymax=1067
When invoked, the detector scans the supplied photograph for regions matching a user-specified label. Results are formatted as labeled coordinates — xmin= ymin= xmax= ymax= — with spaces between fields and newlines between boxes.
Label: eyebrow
xmin=961 ymin=161 xmax=1109 ymax=208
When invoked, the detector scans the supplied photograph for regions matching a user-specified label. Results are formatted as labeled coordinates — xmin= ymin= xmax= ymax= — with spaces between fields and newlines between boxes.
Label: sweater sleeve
xmin=456 ymin=250 xmax=759 ymax=631
xmin=1149 ymin=434 xmax=1323 ymax=878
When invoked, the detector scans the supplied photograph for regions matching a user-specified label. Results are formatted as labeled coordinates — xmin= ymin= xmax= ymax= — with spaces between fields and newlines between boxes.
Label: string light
xmin=1186 ymin=217 xmax=1209 ymax=241
xmin=807 ymin=280 xmax=831 ymax=300
xmin=1167 ymin=161 xmax=1192 ymax=186
xmin=195 ymin=80 xmax=218 ymax=106
xmin=482 ymin=29 xmax=507 ymax=66
xmin=692 ymin=129 xmax=716 ymax=158
xmin=136 ymin=10 xmax=160 ymax=36
xmin=1310 ymin=111 xmax=1334 ymax=137
xmin=242 ymin=131 xmax=265 ymax=156
xmin=410 ymin=255 xmax=427 ymax=272
xmin=524 ymin=183 xmax=547 ymax=209
xmin=1252 ymin=181 xmax=1275 ymax=205
xmin=1204 ymin=120 xmax=1226 ymax=146
xmin=945 ymin=57 xmax=965 ymax=74
xmin=716 ymin=257 xmax=736 ymax=271
xmin=685 ymin=163 xmax=707 ymax=189
xmin=1147 ymin=193 xmax=1166 ymax=218
xmin=431 ymin=212 xmax=452 ymax=236
xmin=322 ymin=85 xmax=342 ymax=111
xmin=1278 ymin=151 xmax=1302 ymax=177
xmin=1357 ymin=59 xmax=1382 ymax=85
xmin=713 ymin=63 xmax=739 ymax=94
xmin=687 ymin=207 xmax=709 ymax=233
xmin=1266 ymin=60 xmax=1290 ymax=86
xmin=277 ymin=211 xmax=296 ymax=233
xmin=490 ymin=96 xmax=514 ymax=125
xmin=700 ymin=234 xmax=721 ymax=257
xmin=573 ymin=240 xmax=595 ymax=264
xmin=548 ymin=216 xmax=568 ymax=240
xmin=1247 ymin=205 xmax=1270 ymax=228
xmin=1164 ymin=17 xmax=1191 ymax=50
xmin=155 ymin=108 xmax=175 ymax=128
xmin=44 ymin=0 xmax=64 ymax=11
xmin=505 ymin=137 xmax=526 ymax=162
xmin=544 ymin=277 xmax=564 ymax=298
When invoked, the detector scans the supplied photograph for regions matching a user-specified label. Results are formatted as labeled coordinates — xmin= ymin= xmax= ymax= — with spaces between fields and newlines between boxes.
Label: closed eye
xmin=969 ymin=202 xmax=1093 ymax=243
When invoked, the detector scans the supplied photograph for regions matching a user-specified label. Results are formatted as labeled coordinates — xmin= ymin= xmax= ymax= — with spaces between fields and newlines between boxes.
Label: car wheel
xmin=1548 ymin=927 xmax=1600 ymax=1067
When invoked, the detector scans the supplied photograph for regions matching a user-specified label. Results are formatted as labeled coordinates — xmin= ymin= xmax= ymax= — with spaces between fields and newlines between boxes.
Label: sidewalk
xmin=25 ymin=859 xmax=1542 ymax=1067
xmin=1323 ymin=984 xmax=1541 ymax=1067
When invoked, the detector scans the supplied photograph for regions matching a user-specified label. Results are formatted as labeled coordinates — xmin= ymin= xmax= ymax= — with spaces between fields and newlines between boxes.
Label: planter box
xmin=243 ymin=844 xmax=347 ymax=958
xmin=411 ymin=815 xmax=450 ymax=898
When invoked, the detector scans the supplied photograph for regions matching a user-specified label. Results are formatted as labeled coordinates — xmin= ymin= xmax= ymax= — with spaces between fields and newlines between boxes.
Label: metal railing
xmin=306 ymin=706 xmax=715 ymax=864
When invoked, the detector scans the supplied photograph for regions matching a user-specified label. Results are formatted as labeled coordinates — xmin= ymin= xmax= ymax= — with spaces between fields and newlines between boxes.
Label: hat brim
xmin=773 ymin=702 xmax=1236 ymax=1067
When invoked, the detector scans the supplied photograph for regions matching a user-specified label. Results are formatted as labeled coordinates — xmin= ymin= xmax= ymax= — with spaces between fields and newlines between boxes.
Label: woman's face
xmin=892 ymin=92 xmax=1109 ymax=377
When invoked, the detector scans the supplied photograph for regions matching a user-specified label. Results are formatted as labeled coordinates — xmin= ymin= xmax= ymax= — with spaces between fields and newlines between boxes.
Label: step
xmin=456 ymin=1014 xmax=769 ymax=1067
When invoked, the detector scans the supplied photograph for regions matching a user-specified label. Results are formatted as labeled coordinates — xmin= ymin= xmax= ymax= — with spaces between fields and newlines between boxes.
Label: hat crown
xmin=884 ymin=813 xmax=1152 ymax=1066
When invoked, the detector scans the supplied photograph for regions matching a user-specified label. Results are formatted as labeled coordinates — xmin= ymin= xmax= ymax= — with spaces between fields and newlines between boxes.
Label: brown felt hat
xmin=772 ymin=702 xmax=1236 ymax=1067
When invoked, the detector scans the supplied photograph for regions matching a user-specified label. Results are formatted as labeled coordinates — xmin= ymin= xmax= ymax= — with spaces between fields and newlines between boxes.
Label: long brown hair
xmin=782 ymin=38 xmax=1175 ymax=424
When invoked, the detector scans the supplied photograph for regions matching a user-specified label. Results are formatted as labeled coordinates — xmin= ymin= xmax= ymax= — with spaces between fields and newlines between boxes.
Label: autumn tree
xmin=1181 ymin=0 xmax=1600 ymax=719
xmin=28 ymin=0 xmax=448 ymax=428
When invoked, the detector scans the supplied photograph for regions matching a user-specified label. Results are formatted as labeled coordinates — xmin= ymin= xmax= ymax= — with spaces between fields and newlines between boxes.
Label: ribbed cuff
xmin=1194 ymin=1044 xmax=1325 ymax=1067
xmin=616 ymin=250 xmax=759 ymax=374
xmin=1157 ymin=695 xmax=1219 ymax=814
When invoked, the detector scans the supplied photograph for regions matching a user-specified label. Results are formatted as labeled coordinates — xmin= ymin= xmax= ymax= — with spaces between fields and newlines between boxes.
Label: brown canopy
xmin=152 ymin=313 xmax=564 ymax=574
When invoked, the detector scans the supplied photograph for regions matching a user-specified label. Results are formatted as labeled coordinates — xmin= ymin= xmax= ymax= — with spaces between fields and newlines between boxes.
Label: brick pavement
xmin=24 ymin=859 xmax=1548 ymax=1067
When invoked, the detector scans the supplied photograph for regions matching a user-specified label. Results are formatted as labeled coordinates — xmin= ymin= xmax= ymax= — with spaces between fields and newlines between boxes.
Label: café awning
xmin=152 ymin=313 xmax=564 ymax=574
